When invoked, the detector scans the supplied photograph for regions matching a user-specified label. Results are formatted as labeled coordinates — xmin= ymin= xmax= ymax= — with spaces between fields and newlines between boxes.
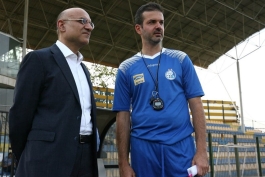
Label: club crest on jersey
xmin=165 ymin=69 xmax=176 ymax=80
xmin=133 ymin=73 xmax=145 ymax=86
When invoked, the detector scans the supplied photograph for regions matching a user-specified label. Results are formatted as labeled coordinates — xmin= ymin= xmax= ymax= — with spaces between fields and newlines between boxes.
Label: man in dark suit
xmin=9 ymin=7 xmax=99 ymax=177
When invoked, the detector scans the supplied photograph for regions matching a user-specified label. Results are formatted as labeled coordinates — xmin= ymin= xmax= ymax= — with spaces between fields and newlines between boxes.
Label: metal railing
xmin=1 ymin=109 xmax=265 ymax=177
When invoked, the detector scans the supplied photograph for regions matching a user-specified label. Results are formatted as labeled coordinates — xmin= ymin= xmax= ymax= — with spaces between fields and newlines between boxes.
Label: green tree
xmin=85 ymin=62 xmax=117 ymax=88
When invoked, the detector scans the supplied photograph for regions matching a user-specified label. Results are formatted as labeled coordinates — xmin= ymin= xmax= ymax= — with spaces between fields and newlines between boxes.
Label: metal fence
xmin=1 ymin=112 xmax=265 ymax=177
xmin=100 ymin=122 xmax=265 ymax=177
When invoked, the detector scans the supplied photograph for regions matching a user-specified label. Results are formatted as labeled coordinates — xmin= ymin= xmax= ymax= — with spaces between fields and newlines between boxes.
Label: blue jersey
xmin=113 ymin=48 xmax=204 ymax=145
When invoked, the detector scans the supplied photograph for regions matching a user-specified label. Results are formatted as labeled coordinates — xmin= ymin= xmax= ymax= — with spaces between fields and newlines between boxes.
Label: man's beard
xmin=148 ymin=37 xmax=163 ymax=45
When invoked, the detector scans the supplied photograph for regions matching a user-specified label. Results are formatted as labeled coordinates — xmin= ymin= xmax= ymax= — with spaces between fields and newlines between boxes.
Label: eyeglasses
xmin=63 ymin=18 xmax=95 ymax=29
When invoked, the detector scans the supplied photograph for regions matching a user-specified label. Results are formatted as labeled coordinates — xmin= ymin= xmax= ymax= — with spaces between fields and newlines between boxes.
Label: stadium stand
xmin=1 ymin=87 xmax=265 ymax=176
xmin=93 ymin=88 xmax=265 ymax=177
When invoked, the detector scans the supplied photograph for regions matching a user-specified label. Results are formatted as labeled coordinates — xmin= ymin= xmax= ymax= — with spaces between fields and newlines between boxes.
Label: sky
xmin=195 ymin=28 xmax=265 ymax=131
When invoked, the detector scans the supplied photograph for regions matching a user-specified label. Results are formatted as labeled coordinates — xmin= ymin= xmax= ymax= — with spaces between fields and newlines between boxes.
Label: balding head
xmin=56 ymin=8 xmax=87 ymax=34
xmin=56 ymin=7 xmax=94 ymax=53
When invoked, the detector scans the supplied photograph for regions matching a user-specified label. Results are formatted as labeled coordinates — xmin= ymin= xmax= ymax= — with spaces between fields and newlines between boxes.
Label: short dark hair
xmin=134 ymin=2 xmax=164 ymax=25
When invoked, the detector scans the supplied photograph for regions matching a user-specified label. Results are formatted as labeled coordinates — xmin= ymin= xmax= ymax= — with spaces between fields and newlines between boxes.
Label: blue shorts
xmin=130 ymin=135 xmax=195 ymax=177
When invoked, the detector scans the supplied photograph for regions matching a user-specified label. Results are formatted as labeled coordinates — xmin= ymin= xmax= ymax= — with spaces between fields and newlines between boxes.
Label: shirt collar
xmin=136 ymin=47 xmax=165 ymax=59
xmin=56 ymin=40 xmax=83 ymax=62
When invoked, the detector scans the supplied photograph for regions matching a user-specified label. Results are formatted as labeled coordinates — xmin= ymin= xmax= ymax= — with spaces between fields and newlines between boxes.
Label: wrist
xmin=118 ymin=159 xmax=130 ymax=167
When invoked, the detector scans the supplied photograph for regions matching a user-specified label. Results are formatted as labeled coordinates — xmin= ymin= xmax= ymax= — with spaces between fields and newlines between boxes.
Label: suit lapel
xmin=50 ymin=44 xmax=81 ymax=105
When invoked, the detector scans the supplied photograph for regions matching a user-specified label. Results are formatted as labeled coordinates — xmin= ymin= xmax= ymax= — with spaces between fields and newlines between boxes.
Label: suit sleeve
xmin=9 ymin=51 xmax=45 ymax=161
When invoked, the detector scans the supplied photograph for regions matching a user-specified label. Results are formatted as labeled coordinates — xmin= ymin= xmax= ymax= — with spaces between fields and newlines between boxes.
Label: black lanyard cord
xmin=141 ymin=49 xmax=162 ymax=93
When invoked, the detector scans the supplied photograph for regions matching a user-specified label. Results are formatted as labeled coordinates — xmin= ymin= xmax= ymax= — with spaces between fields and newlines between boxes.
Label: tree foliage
xmin=85 ymin=63 xmax=117 ymax=88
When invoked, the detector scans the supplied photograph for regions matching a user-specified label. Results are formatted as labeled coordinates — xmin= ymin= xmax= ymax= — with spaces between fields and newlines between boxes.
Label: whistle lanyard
xmin=141 ymin=50 xmax=162 ymax=94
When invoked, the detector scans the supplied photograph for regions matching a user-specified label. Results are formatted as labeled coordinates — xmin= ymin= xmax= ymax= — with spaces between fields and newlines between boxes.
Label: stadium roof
xmin=0 ymin=0 xmax=264 ymax=68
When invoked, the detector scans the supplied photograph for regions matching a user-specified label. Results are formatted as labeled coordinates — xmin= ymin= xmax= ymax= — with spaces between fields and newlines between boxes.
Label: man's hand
xmin=192 ymin=151 xmax=209 ymax=176
xmin=119 ymin=164 xmax=136 ymax=177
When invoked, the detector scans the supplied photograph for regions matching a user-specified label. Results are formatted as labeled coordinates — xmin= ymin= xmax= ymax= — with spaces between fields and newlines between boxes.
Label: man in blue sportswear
xmin=113 ymin=2 xmax=209 ymax=177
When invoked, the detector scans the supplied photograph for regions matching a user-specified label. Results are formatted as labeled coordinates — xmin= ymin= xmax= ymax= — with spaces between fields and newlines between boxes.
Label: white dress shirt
xmin=56 ymin=40 xmax=92 ymax=135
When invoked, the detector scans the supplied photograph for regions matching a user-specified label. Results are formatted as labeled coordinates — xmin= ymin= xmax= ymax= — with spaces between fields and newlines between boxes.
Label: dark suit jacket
xmin=9 ymin=44 xmax=98 ymax=177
